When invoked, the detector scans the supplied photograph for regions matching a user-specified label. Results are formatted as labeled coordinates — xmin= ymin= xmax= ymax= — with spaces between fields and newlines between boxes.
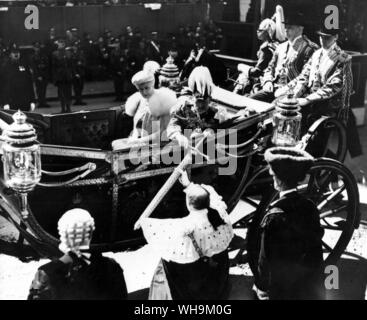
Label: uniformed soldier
xmin=71 ymin=45 xmax=87 ymax=106
xmin=30 ymin=42 xmax=51 ymax=108
xmin=250 ymin=11 xmax=318 ymax=103
xmin=2 ymin=47 xmax=36 ymax=112
xmin=95 ymin=36 xmax=110 ymax=79
xmin=110 ymin=43 xmax=126 ymax=102
xmin=52 ymin=38 xmax=74 ymax=113
xmin=275 ymin=26 xmax=361 ymax=157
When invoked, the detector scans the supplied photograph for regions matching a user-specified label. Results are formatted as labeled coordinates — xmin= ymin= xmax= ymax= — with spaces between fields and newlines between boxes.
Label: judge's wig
xmin=58 ymin=208 xmax=95 ymax=255
xmin=264 ymin=147 xmax=314 ymax=187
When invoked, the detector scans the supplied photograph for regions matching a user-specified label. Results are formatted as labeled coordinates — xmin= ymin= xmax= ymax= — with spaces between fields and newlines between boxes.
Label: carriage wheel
xmin=303 ymin=118 xmax=347 ymax=163
xmin=246 ymin=158 xmax=359 ymax=267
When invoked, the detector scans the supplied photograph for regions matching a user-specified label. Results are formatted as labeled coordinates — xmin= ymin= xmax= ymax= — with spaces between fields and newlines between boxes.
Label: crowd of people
xmin=0 ymin=21 xmax=225 ymax=112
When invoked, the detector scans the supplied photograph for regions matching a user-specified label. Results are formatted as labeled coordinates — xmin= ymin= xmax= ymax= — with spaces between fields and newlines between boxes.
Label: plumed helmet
xmin=188 ymin=66 xmax=214 ymax=98
xmin=273 ymin=5 xmax=286 ymax=42
xmin=58 ymin=208 xmax=95 ymax=255
xmin=259 ymin=18 xmax=276 ymax=39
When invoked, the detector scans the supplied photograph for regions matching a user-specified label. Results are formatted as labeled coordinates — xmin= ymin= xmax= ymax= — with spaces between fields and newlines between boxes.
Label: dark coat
xmin=30 ymin=52 xmax=50 ymax=81
xmin=257 ymin=191 xmax=325 ymax=300
xmin=1 ymin=61 xmax=35 ymax=110
xmin=27 ymin=253 xmax=128 ymax=300
xmin=52 ymin=49 xmax=74 ymax=85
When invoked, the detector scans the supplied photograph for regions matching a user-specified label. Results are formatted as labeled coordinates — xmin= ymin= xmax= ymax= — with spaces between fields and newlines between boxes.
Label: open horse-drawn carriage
xmin=0 ymin=87 xmax=360 ymax=267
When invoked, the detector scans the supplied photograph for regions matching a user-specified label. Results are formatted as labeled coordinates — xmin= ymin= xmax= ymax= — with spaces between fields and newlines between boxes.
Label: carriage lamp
xmin=1 ymin=111 xmax=41 ymax=219
xmin=272 ymin=91 xmax=302 ymax=147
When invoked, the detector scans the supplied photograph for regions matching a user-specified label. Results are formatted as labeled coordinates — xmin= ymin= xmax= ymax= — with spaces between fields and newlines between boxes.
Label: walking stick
xmin=134 ymin=133 xmax=208 ymax=230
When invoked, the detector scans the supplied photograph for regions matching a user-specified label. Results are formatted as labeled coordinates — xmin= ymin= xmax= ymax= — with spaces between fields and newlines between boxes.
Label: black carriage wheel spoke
xmin=320 ymin=204 xmax=348 ymax=219
xmin=322 ymin=241 xmax=333 ymax=252
xmin=317 ymin=185 xmax=346 ymax=211
xmin=321 ymin=223 xmax=344 ymax=231
xmin=242 ymin=197 xmax=260 ymax=209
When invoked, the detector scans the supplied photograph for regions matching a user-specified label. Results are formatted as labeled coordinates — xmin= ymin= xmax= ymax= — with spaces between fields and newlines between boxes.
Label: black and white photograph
xmin=0 ymin=0 xmax=366 ymax=304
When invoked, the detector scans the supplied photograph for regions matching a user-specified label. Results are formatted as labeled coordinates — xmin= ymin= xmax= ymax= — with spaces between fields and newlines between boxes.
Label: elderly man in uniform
xmin=250 ymin=11 xmax=318 ymax=103
xmin=167 ymin=66 xmax=254 ymax=149
xmin=28 ymin=209 xmax=128 ymax=300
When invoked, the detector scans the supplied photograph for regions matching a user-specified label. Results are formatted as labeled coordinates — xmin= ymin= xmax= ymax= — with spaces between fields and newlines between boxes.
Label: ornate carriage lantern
xmin=1 ymin=111 xmax=41 ymax=219
xmin=272 ymin=91 xmax=302 ymax=147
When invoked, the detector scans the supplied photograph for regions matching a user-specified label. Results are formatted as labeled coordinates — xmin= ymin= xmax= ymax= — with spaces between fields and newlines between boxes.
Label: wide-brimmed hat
xmin=264 ymin=147 xmax=314 ymax=184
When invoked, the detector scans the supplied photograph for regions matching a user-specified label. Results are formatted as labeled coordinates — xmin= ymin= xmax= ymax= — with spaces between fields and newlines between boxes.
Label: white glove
xmin=3 ymin=104 xmax=10 ymax=110
xmin=263 ymin=82 xmax=274 ymax=93
xmin=30 ymin=103 xmax=36 ymax=111
xmin=174 ymin=133 xmax=190 ymax=149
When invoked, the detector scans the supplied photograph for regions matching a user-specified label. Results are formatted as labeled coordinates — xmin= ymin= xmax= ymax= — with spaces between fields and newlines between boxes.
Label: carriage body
xmin=0 ymin=88 xmax=360 ymax=265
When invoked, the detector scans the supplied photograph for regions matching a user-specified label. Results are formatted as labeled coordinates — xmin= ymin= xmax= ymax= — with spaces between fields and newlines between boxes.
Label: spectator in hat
xmin=250 ymin=11 xmax=318 ymax=103
xmin=2 ymin=47 xmax=36 ymax=112
xmin=249 ymin=147 xmax=325 ymax=300
xmin=111 ymin=69 xmax=177 ymax=150
xmin=28 ymin=209 xmax=128 ymax=300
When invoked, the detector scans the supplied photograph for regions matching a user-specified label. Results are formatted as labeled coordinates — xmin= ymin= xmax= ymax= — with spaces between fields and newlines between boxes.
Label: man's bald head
xmin=185 ymin=184 xmax=210 ymax=210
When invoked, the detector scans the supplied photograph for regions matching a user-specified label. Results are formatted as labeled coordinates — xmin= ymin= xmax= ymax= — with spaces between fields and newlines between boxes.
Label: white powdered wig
xmin=58 ymin=208 xmax=95 ymax=255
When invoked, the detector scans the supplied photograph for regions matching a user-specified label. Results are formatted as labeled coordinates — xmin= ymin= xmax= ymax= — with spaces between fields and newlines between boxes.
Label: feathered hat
xmin=271 ymin=5 xmax=287 ymax=42
xmin=188 ymin=66 xmax=214 ymax=98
